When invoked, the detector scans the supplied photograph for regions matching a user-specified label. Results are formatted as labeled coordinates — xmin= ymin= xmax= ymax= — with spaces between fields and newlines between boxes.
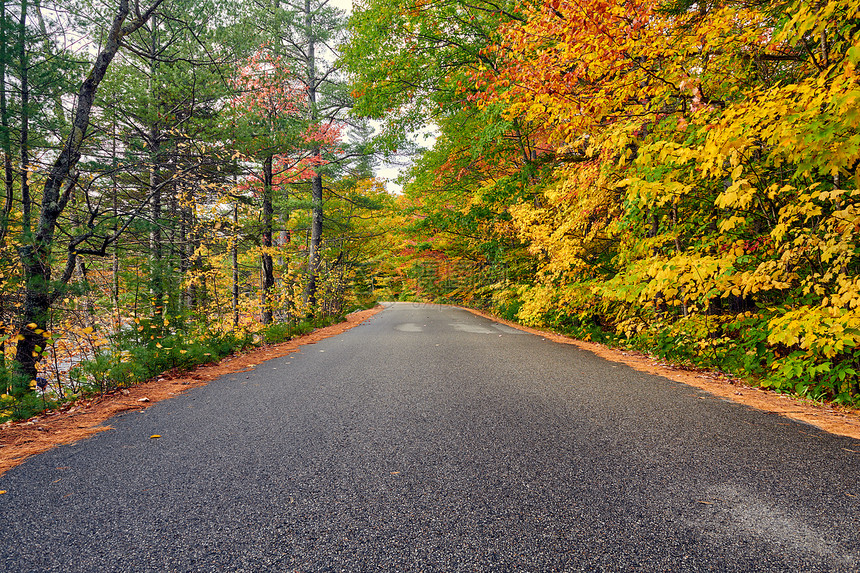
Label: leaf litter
xmin=0 ymin=306 xmax=383 ymax=477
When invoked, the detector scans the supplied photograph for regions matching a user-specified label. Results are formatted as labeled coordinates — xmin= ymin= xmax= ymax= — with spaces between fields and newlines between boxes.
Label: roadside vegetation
xmin=345 ymin=0 xmax=860 ymax=406
xmin=0 ymin=0 xmax=387 ymax=422
xmin=3 ymin=0 xmax=859 ymax=422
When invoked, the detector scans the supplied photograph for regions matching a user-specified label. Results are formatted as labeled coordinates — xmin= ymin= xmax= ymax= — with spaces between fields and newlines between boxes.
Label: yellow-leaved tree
xmin=474 ymin=0 xmax=860 ymax=401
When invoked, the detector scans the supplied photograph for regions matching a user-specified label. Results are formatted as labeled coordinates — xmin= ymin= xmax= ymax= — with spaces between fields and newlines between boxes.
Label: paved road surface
xmin=2 ymin=302 xmax=859 ymax=571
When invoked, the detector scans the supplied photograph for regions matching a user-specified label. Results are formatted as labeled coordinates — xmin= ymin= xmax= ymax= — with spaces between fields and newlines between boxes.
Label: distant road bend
xmin=1 ymin=302 xmax=859 ymax=571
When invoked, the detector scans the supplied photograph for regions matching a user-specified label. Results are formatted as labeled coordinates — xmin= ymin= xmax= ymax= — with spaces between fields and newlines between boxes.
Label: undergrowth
xmin=0 ymin=308 xmax=363 ymax=423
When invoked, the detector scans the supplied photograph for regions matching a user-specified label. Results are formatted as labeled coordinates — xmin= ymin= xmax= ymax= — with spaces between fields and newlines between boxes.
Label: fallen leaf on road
xmin=137 ymin=397 xmax=150 ymax=403
xmin=149 ymin=435 xmax=161 ymax=439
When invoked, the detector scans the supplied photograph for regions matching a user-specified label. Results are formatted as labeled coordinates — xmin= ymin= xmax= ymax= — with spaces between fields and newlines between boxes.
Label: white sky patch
xmin=330 ymin=0 xmax=353 ymax=15
xmin=329 ymin=0 xmax=441 ymax=195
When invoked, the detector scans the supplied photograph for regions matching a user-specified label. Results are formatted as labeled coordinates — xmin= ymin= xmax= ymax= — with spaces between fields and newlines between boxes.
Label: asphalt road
xmin=2 ymin=302 xmax=859 ymax=572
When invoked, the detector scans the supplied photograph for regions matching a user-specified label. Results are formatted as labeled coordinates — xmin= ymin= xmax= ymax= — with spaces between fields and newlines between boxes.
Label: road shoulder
xmin=460 ymin=305 xmax=860 ymax=441
xmin=0 ymin=306 xmax=384 ymax=477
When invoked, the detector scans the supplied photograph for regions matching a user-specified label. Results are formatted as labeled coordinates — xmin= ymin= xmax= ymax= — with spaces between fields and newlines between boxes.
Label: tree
xmin=0 ymin=0 xmax=393 ymax=413
xmin=226 ymin=48 xmax=337 ymax=323
xmin=343 ymin=0 xmax=535 ymax=307
xmin=351 ymin=0 xmax=860 ymax=401
xmin=13 ymin=0 xmax=166 ymax=382
xmin=98 ymin=0 xmax=233 ymax=317
xmin=247 ymin=0 xmax=351 ymax=313
xmin=344 ymin=0 xmax=522 ymax=140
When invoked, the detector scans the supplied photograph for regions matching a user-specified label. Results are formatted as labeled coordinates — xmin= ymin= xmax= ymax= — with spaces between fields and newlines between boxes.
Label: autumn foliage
xmin=348 ymin=0 xmax=860 ymax=403
xmin=0 ymin=1 xmax=384 ymax=422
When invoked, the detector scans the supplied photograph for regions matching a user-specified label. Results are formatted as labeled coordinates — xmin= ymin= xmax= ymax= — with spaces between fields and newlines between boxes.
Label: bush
xmin=1 ymin=311 xmax=353 ymax=424
xmin=0 ymin=365 xmax=59 ymax=422
xmin=263 ymin=322 xmax=294 ymax=344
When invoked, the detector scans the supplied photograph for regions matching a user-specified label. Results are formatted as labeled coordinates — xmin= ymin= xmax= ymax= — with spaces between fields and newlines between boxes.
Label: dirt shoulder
xmin=4 ymin=302 xmax=857 ymax=479
xmin=460 ymin=306 xmax=860 ymax=442
xmin=0 ymin=306 xmax=384 ymax=477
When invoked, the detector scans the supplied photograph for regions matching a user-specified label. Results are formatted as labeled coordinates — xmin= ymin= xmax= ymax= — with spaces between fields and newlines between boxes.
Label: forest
xmin=1 ymin=0 xmax=859 ymax=420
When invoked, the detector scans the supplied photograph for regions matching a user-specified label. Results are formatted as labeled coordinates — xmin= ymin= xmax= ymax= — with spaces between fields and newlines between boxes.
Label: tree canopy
xmin=1 ymin=0 xmax=859 ymax=420
xmin=344 ymin=0 xmax=860 ymax=405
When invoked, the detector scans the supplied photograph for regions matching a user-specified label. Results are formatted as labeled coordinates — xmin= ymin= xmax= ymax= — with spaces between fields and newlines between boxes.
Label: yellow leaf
xmin=156 ymin=342 xmax=163 ymax=348
xmin=149 ymin=435 xmax=161 ymax=439
xmin=0 ymin=490 xmax=6 ymax=494
xmin=730 ymin=165 xmax=743 ymax=180
xmin=26 ymin=323 xmax=37 ymax=329
xmin=83 ymin=326 xmax=94 ymax=334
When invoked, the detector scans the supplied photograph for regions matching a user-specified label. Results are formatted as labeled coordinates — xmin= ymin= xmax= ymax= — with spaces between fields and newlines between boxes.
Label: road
xmin=1 ymin=302 xmax=859 ymax=572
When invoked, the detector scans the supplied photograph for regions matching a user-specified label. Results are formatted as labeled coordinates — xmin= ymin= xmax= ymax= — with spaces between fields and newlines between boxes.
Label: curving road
xmin=1 ymin=302 xmax=859 ymax=571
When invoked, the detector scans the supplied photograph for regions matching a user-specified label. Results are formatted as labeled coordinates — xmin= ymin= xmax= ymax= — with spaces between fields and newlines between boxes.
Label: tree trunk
xmin=303 ymin=0 xmax=322 ymax=312
xmin=149 ymin=151 xmax=162 ymax=315
xmin=189 ymin=202 xmax=204 ymax=309
xmin=14 ymin=0 xmax=165 ymax=381
xmin=168 ymin=156 xmax=178 ymax=313
xmin=0 ymin=0 xmax=13 ymax=243
xmin=261 ymin=154 xmax=275 ymax=324
xmin=178 ymin=188 xmax=190 ymax=308
xmin=147 ymin=15 xmax=163 ymax=317
xmin=184 ymin=202 xmax=196 ymax=309
xmin=232 ymin=201 xmax=239 ymax=329
xmin=19 ymin=0 xmax=30 ymax=237
xmin=112 ymin=181 xmax=120 ymax=328
xmin=306 ymin=171 xmax=322 ymax=310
